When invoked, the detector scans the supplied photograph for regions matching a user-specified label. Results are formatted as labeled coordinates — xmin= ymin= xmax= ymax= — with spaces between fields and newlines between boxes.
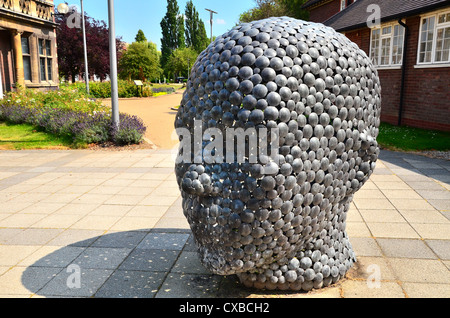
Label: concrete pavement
xmin=0 ymin=148 xmax=448 ymax=298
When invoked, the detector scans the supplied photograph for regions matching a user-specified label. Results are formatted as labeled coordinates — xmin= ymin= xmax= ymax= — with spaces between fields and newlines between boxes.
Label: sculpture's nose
xmin=181 ymin=164 xmax=214 ymax=196
xmin=360 ymin=129 xmax=379 ymax=160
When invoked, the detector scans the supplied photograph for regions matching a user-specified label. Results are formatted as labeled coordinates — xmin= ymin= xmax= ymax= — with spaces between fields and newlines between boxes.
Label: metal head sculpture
xmin=175 ymin=17 xmax=381 ymax=291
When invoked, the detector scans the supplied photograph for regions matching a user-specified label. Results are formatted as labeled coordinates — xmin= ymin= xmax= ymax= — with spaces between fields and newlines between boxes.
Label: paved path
xmin=101 ymin=91 xmax=184 ymax=150
xmin=0 ymin=148 xmax=448 ymax=298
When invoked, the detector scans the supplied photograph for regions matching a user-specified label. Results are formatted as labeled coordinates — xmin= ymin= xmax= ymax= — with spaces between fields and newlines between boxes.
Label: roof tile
xmin=323 ymin=0 xmax=450 ymax=31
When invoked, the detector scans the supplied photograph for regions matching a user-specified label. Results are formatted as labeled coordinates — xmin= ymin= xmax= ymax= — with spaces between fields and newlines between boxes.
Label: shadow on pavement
xmin=20 ymin=229 xmax=262 ymax=298
xmin=378 ymin=149 xmax=450 ymax=184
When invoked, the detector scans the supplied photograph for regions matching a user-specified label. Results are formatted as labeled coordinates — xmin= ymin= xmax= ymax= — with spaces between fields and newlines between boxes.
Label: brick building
xmin=0 ymin=0 xmax=58 ymax=96
xmin=302 ymin=0 xmax=450 ymax=131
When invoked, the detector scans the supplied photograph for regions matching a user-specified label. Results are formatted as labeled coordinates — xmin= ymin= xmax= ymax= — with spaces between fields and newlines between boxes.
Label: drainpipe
xmin=398 ymin=19 xmax=408 ymax=126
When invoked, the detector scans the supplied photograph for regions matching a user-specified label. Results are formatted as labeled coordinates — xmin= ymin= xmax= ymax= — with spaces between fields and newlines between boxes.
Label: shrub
xmin=76 ymin=80 xmax=148 ymax=99
xmin=111 ymin=113 xmax=147 ymax=145
xmin=152 ymin=87 xmax=175 ymax=94
xmin=66 ymin=81 xmax=177 ymax=99
xmin=0 ymin=86 xmax=147 ymax=147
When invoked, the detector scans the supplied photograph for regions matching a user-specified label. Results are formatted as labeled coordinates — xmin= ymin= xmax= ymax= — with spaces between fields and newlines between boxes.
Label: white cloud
xmin=216 ymin=18 xmax=226 ymax=25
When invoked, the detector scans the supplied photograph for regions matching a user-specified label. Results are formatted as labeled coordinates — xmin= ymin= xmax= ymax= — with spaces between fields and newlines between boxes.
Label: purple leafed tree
xmin=55 ymin=8 xmax=125 ymax=83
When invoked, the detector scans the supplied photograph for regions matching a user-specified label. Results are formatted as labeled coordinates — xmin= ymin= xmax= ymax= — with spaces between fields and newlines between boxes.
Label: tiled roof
xmin=323 ymin=0 xmax=450 ymax=31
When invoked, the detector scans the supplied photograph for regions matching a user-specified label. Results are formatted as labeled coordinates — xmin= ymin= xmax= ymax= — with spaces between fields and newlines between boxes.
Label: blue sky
xmin=54 ymin=0 xmax=257 ymax=49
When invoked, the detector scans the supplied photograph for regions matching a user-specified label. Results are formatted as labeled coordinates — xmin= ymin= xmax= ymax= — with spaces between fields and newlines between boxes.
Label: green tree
xmin=239 ymin=0 xmax=309 ymax=23
xmin=185 ymin=0 xmax=209 ymax=53
xmin=135 ymin=29 xmax=147 ymax=42
xmin=278 ymin=0 xmax=309 ymax=20
xmin=118 ymin=41 xmax=162 ymax=82
xmin=160 ymin=0 xmax=185 ymax=71
xmin=167 ymin=47 xmax=198 ymax=79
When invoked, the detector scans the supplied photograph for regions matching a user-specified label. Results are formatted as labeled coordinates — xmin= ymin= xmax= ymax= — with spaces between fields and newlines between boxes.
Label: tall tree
xmin=160 ymin=0 xmax=185 ymax=70
xmin=118 ymin=41 xmax=162 ymax=82
xmin=185 ymin=0 xmax=209 ymax=53
xmin=135 ymin=29 xmax=147 ymax=43
xmin=239 ymin=0 xmax=309 ymax=23
xmin=56 ymin=8 xmax=125 ymax=82
xmin=166 ymin=47 xmax=199 ymax=79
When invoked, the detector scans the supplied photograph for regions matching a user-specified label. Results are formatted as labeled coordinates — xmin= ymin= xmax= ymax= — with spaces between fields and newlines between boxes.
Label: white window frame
xmin=340 ymin=0 xmax=346 ymax=11
xmin=417 ymin=9 xmax=450 ymax=66
xmin=369 ymin=22 xmax=405 ymax=68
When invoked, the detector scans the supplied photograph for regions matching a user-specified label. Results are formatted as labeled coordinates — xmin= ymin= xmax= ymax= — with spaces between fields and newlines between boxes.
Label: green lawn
xmin=0 ymin=122 xmax=77 ymax=150
xmin=377 ymin=122 xmax=450 ymax=152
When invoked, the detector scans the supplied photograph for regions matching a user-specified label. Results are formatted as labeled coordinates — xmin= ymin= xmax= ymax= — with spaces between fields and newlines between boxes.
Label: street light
xmin=56 ymin=3 xmax=70 ymax=15
xmin=205 ymin=8 xmax=218 ymax=43
xmin=108 ymin=0 xmax=119 ymax=129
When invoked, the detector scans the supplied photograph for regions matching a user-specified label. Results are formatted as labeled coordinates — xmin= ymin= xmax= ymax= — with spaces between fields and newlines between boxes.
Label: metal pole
xmin=205 ymin=9 xmax=217 ymax=43
xmin=108 ymin=0 xmax=119 ymax=129
xmin=210 ymin=12 xmax=213 ymax=43
xmin=80 ymin=0 xmax=89 ymax=94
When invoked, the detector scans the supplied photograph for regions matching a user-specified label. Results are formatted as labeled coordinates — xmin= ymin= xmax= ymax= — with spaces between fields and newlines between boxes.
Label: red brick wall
xmin=342 ymin=17 xmax=450 ymax=131
xmin=309 ymin=0 xmax=341 ymax=23
xmin=401 ymin=15 xmax=450 ymax=131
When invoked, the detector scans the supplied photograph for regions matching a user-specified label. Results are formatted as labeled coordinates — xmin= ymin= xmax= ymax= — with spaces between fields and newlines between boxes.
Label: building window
xmin=418 ymin=11 xmax=450 ymax=64
xmin=38 ymin=39 xmax=53 ymax=81
xmin=370 ymin=23 xmax=405 ymax=67
xmin=21 ymin=37 xmax=32 ymax=81
xmin=340 ymin=0 xmax=346 ymax=11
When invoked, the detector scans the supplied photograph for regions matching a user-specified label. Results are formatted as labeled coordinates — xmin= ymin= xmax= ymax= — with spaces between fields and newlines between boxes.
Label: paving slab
xmin=0 ymin=149 xmax=448 ymax=299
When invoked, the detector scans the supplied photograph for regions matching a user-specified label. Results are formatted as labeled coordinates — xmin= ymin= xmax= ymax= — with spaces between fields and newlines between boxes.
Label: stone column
xmin=29 ymin=34 xmax=39 ymax=83
xmin=11 ymin=30 xmax=25 ymax=88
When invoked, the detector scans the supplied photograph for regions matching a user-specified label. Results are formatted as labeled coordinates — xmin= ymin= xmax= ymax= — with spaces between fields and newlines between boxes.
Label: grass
xmin=0 ymin=122 xmax=80 ymax=150
xmin=377 ymin=122 xmax=450 ymax=152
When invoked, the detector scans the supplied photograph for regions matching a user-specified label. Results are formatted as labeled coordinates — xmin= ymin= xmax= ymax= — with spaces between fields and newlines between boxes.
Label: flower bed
xmin=0 ymin=85 xmax=147 ymax=146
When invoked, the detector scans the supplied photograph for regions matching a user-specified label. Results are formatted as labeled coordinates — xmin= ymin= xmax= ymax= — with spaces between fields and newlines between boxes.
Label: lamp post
xmin=80 ymin=0 xmax=89 ymax=95
xmin=205 ymin=8 xmax=218 ymax=43
xmin=108 ymin=0 xmax=120 ymax=129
